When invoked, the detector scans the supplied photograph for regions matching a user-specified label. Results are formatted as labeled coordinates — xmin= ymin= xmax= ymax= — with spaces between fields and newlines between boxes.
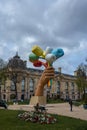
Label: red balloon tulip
xmin=33 ymin=60 xmax=42 ymax=67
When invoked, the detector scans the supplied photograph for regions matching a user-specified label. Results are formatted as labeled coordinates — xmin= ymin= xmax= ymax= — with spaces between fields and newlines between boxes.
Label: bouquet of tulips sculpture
xmin=29 ymin=45 xmax=64 ymax=87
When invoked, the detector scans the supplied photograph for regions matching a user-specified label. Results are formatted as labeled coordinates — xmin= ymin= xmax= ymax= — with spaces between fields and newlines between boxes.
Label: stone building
xmin=0 ymin=53 xmax=81 ymax=102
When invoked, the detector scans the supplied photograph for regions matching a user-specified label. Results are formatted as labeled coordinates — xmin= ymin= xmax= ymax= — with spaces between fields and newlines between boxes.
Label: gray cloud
xmin=0 ymin=0 xmax=87 ymax=74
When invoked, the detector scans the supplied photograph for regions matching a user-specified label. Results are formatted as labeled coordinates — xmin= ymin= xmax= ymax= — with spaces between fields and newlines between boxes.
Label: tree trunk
xmin=15 ymin=83 xmax=18 ymax=102
xmin=83 ymin=89 xmax=86 ymax=100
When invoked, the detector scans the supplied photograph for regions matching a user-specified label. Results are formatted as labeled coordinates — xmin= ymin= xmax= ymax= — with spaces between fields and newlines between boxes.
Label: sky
xmin=0 ymin=0 xmax=87 ymax=75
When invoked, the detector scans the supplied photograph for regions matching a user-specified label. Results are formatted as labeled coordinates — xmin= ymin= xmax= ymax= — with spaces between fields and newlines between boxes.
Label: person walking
xmin=69 ymin=98 xmax=73 ymax=111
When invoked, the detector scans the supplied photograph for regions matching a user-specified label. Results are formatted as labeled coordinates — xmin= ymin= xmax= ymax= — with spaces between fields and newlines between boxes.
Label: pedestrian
xmin=69 ymin=98 xmax=73 ymax=111
xmin=34 ymin=102 xmax=40 ymax=112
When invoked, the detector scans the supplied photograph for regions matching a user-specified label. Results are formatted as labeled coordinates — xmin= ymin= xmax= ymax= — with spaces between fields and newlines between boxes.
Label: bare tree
xmin=76 ymin=63 xmax=87 ymax=100
xmin=0 ymin=58 xmax=7 ymax=100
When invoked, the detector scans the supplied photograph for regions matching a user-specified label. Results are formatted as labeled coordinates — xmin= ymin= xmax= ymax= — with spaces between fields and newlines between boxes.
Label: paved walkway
xmin=8 ymin=103 xmax=87 ymax=121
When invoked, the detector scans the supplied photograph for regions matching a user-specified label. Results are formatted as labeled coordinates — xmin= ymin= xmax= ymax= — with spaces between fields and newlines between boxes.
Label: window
xmin=65 ymin=82 xmax=69 ymax=94
xmin=3 ymin=94 xmax=6 ymax=99
xmin=71 ymin=82 xmax=74 ymax=90
xmin=65 ymin=82 xmax=69 ymax=90
xmin=22 ymin=79 xmax=25 ymax=91
xmin=57 ymin=81 xmax=60 ymax=93
xmin=21 ymin=94 xmax=24 ymax=100
xmin=29 ymin=78 xmax=34 ymax=92
xmin=72 ymin=95 xmax=75 ymax=100
xmin=11 ymin=81 xmax=15 ymax=91
xmin=3 ymin=85 xmax=6 ymax=92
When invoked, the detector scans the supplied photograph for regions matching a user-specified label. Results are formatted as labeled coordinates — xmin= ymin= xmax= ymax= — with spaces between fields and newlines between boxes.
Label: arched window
xmin=21 ymin=94 xmax=24 ymax=100
xmin=22 ymin=79 xmax=25 ymax=91
xmin=29 ymin=78 xmax=34 ymax=92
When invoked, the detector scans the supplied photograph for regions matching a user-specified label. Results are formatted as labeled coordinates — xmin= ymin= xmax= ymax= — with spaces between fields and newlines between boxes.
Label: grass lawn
xmin=0 ymin=109 xmax=87 ymax=130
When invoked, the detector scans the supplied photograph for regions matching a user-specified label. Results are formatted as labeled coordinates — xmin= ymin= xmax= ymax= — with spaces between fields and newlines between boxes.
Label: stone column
xmin=17 ymin=82 xmax=21 ymax=101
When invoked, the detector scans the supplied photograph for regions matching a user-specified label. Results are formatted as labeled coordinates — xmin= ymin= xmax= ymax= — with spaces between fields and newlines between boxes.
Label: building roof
xmin=7 ymin=52 xmax=26 ymax=69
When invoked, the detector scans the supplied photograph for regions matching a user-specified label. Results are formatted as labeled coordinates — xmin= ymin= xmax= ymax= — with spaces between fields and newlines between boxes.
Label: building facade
xmin=0 ymin=54 xmax=81 ymax=102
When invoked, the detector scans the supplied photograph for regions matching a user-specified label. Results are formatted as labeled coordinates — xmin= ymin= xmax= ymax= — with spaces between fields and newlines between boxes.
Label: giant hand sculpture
xmin=29 ymin=45 xmax=64 ymax=96
xmin=35 ymin=67 xmax=55 ymax=96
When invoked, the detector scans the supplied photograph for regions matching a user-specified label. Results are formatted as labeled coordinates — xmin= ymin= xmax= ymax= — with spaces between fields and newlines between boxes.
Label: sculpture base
xmin=29 ymin=96 xmax=46 ymax=105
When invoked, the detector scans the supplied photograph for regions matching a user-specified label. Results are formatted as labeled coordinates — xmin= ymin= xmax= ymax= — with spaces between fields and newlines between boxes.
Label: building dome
xmin=8 ymin=52 xmax=26 ymax=69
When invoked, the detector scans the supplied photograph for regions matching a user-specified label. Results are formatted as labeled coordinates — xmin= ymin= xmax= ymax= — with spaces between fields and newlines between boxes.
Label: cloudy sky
xmin=0 ymin=0 xmax=87 ymax=75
